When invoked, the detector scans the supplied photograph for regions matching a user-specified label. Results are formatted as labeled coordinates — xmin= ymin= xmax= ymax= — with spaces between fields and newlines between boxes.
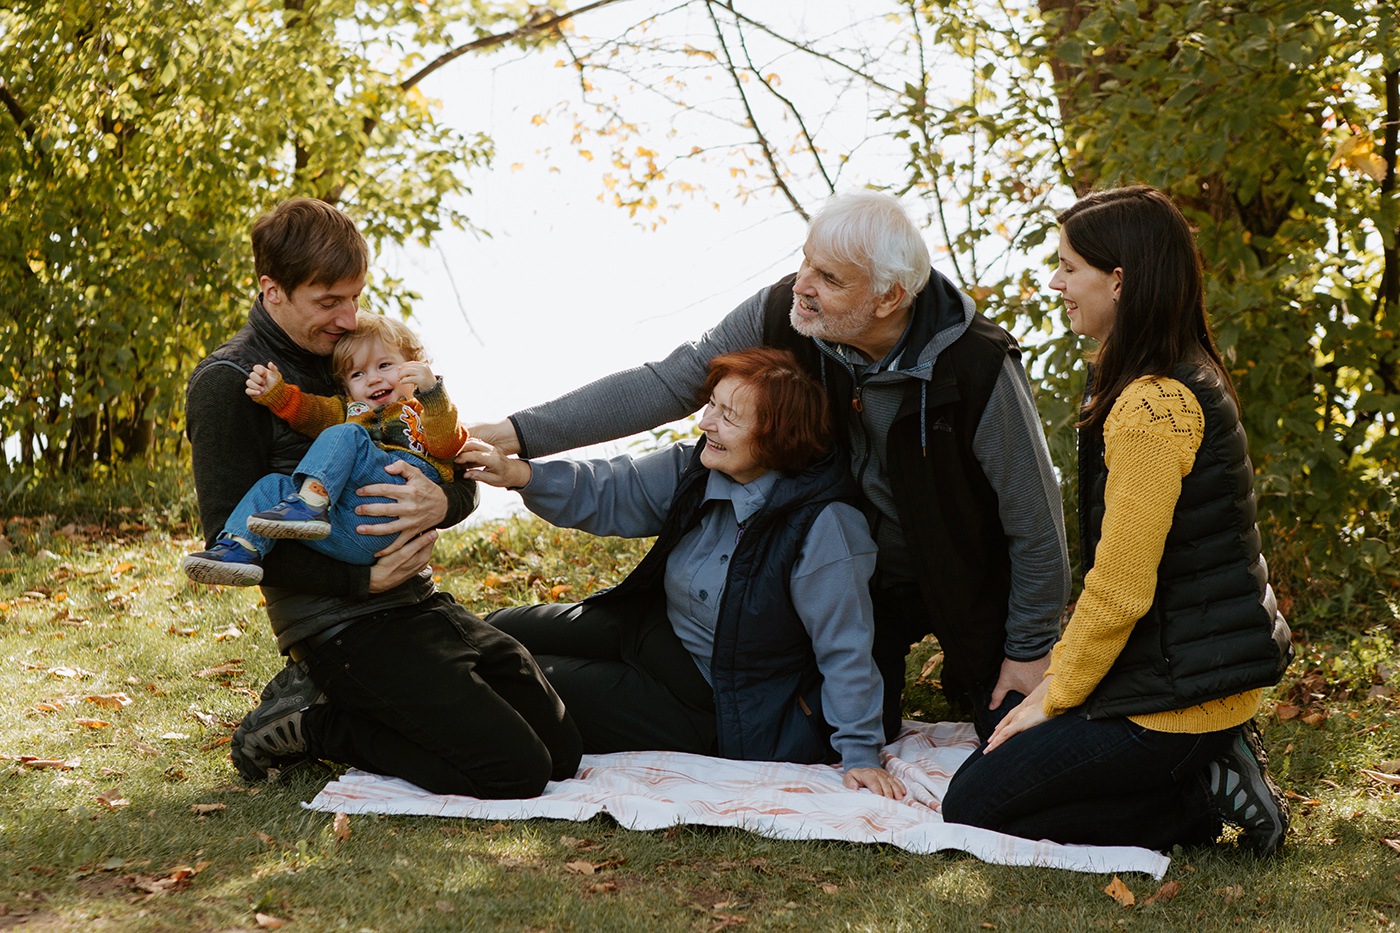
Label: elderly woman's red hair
xmin=702 ymin=348 xmax=831 ymax=474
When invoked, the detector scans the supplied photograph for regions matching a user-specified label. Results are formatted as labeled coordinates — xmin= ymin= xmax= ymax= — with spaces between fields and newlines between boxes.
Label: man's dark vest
xmin=588 ymin=444 xmax=857 ymax=764
xmin=1077 ymin=361 xmax=1292 ymax=718
xmin=188 ymin=298 xmax=436 ymax=645
xmin=760 ymin=273 xmax=1019 ymax=701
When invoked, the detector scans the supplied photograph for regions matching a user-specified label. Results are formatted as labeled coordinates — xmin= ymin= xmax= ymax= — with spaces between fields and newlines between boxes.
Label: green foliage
xmin=0 ymin=0 xmax=515 ymax=473
xmin=891 ymin=0 xmax=1400 ymax=630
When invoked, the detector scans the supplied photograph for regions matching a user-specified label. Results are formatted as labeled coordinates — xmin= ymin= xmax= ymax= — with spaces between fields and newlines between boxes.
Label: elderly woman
xmin=460 ymin=347 xmax=903 ymax=798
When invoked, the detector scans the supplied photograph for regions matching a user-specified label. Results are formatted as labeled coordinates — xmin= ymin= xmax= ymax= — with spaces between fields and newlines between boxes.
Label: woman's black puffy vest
xmin=588 ymin=444 xmax=857 ymax=764
xmin=1076 ymin=361 xmax=1291 ymax=718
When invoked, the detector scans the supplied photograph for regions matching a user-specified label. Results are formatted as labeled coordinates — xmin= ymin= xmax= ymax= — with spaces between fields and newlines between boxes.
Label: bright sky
xmin=380 ymin=5 xmax=952 ymax=523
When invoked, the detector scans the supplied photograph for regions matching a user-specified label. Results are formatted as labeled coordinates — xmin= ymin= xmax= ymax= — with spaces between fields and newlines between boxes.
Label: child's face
xmin=342 ymin=337 xmax=413 ymax=405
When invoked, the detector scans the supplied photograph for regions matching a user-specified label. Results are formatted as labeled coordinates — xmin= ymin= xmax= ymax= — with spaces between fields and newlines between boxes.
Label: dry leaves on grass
xmin=190 ymin=803 xmax=225 ymax=815
xmin=125 ymin=862 xmax=209 ymax=896
xmin=1359 ymin=768 xmax=1400 ymax=788
xmin=1383 ymin=838 xmax=1400 ymax=854
xmin=86 ymin=692 xmax=131 ymax=709
xmin=96 ymin=786 xmax=129 ymax=809
xmin=20 ymin=756 xmax=79 ymax=770
xmin=1104 ymin=875 xmax=1135 ymax=908
xmin=255 ymin=911 xmax=289 ymax=928
xmin=194 ymin=661 xmax=245 ymax=679
xmin=333 ymin=812 xmax=351 ymax=842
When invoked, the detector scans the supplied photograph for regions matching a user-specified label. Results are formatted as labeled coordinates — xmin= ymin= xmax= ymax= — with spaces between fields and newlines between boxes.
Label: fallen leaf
xmin=96 ymin=786 xmax=129 ymax=809
xmin=1360 ymin=769 xmax=1400 ymax=787
xmin=1104 ymin=875 xmax=1135 ymax=907
xmin=168 ymin=625 xmax=198 ymax=637
xmin=32 ymin=699 xmax=65 ymax=712
xmin=214 ymin=624 xmax=242 ymax=641
xmin=159 ymin=732 xmax=189 ymax=740
xmin=112 ymin=562 xmax=134 ymax=574
xmin=194 ymin=661 xmax=245 ymax=678
xmin=20 ymin=756 xmax=79 ymax=770
xmin=47 ymin=666 xmax=92 ymax=679
xmin=549 ymin=584 xmax=573 ymax=599
xmin=819 ymin=882 xmax=839 ymax=894
xmin=1301 ymin=711 xmax=1328 ymax=726
xmin=190 ymin=803 xmax=225 ymax=815
xmin=255 ymin=831 xmax=275 ymax=846
xmin=564 ymin=860 xmax=598 ymax=874
xmin=1216 ymin=884 xmax=1244 ymax=904
xmin=74 ymin=718 xmax=110 ymax=729
xmin=1142 ymin=880 xmax=1180 ymax=905
xmin=1273 ymin=703 xmax=1300 ymax=721
xmin=1379 ymin=759 xmax=1400 ymax=774
xmin=255 ymin=912 xmax=288 ymax=928
xmin=85 ymin=693 xmax=132 ymax=709
xmin=333 ymin=812 xmax=351 ymax=842
xmin=1283 ymin=789 xmax=1322 ymax=806
xmin=588 ymin=880 xmax=618 ymax=894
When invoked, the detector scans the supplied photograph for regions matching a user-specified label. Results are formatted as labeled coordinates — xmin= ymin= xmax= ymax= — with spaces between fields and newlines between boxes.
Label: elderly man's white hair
xmin=805 ymin=191 xmax=932 ymax=304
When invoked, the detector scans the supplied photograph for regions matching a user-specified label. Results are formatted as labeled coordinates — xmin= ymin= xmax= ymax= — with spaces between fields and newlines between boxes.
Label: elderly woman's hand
xmin=456 ymin=437 xmax=532 ymax=489
xmin=843 ymin=766 xmax=906 ymax=800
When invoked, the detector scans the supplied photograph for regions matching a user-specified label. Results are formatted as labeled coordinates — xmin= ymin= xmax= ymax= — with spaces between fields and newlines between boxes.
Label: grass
xmin=1 ymin=505 xmax=1399 ymax=931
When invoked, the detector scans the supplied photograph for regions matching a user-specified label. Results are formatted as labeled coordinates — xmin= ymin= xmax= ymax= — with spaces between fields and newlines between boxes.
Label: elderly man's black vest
xmin=588 ymin=444 xmax=857 ymax=764
xmin=759 ymin=274 xmax=1018 ymax=701
xmin=1076 ymin=361 xmax=1291 ymax=718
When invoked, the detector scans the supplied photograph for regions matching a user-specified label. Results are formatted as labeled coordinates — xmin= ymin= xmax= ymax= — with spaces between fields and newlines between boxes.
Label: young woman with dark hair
xmin=460 ymin=347 xmax=903 ymax=798
xmin=942 ymin=186 xmax=1293 ymax=855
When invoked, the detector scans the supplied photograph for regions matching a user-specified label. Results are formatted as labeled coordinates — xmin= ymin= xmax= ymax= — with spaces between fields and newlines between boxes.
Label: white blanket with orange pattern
xmin=304 ymin=720 xmax=1169 ymax=877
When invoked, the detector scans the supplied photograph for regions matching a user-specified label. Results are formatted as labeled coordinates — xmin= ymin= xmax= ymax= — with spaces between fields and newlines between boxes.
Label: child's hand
xmin=246 ymin=362 xmax=282 ymax=399
xmin=398 ymin=361 xmax=434 ymax=394
xmin=456 ymin=437 xmax=532 ymax=489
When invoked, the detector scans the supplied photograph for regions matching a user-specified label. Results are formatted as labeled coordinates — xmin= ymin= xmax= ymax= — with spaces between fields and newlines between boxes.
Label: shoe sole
xmin=183 ymin=555 xmax=262 ymax=586
xmin=246 ymin=517 xmax=331 ymax=540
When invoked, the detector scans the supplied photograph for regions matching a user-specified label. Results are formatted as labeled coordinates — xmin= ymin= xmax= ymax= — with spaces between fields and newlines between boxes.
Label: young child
xmin=183 ymin=312 xmax=467 ymax=586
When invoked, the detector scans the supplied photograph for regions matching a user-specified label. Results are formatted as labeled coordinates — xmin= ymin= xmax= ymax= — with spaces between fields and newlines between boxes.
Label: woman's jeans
xmin=941 ymin=712 xmax=1234 ymax=851
xmin=224 ymin=423 xmax=434 ymax=564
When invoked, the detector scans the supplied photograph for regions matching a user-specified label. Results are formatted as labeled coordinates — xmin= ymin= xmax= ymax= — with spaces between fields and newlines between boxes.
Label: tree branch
xmin=399 ymin=0 xmax=635 ymax=94
xmin=705 ymin=2 xmax=809 ymax=221
xmin=0 ymin=79 xmax=33 ymax=143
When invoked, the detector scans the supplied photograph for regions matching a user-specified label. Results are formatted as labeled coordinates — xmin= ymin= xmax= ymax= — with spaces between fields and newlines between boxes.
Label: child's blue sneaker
xmin=183 ymin=537 xmax=263 ymax=586
xmin=246 ymin=494 xmax=331 ymax=540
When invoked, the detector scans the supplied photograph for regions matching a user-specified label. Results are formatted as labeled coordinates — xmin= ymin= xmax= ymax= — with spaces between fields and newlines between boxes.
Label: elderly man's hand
xmin=456 ymin=437 xmax=532 ymax=489
xmin=466 ymin=418 xmax=521 ymax=456
xmin=354 ymin=459 xmax=449 ymax=556
xmin=990 ymin=654 xmax=1051 ymax=709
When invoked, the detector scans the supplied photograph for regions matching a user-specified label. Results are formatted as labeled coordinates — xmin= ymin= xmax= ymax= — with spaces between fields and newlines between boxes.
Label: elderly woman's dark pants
xmin=297 ymin=593 xmax=582 ymax=798
xmin=486 ymin=597 xmax=717 ymax=755
xmin=941 ymin=714 xmax=1233 ymax=851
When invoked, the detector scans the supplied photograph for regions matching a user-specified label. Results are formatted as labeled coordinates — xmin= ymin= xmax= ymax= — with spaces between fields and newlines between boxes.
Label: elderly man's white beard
xmin=789 ymin=293 xmax=877 ymax=347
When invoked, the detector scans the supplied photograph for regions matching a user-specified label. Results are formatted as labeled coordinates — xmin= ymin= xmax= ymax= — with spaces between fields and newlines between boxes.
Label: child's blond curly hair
xmin=331 ymin=312 xmax=427 ymax=383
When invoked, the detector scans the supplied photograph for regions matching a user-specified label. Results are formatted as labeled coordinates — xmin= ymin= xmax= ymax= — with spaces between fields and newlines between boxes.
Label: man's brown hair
xmin=251 ymin=197 xmax=369 ymax=296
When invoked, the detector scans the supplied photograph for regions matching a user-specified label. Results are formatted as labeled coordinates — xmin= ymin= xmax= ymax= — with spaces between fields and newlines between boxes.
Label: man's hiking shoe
xmin=230 ymin=661 xmax=326 ymax=782
xmin=246 ymin=494 xmax=331 ymax=540
xmin=1207 ymin=719 xmax=1289 ymax=856
xmin=182 ymin=537 xmax=263 ymax=586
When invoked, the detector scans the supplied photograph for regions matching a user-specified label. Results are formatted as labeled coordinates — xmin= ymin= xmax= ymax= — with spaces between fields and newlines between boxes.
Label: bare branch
xmin=400 ymin=0 xmax=635 ymax=94
xmin=704 ymin=2 xmax=809 ymax=221
xmin=721 ymin=3 xmax=899 ymax=95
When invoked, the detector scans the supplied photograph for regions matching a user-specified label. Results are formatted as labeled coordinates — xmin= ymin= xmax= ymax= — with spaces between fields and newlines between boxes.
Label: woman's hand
xmin=983 ymin=675 xmax=1055 ymax=754
xmin=843 ymin=766 xmax=906 ymax=800
xmin=245 ymin=362 xmax=281 ymax=399
xmin=354 ymin=459 xmax=450 ymax=556
xmin=456 ymin=437 xmax=532 ymax=489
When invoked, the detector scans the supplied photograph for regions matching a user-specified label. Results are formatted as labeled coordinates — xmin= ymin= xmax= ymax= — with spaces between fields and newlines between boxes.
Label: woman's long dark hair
xmin=1060 ymin=185 xmax=1238 ymax=429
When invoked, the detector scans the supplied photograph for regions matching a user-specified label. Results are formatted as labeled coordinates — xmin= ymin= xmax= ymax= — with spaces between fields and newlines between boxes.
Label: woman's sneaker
xmin=230 ymin=661 xmax=325 ymax=781
xmin=183 ymin=537 xmax=263 ymax=586
xmin=1207 ymin=720 xmax=1289 ymax=856
xmin=246 ymin=494 xmax=331 ymax=540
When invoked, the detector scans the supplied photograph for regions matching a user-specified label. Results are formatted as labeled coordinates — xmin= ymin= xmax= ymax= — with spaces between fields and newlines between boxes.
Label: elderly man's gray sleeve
xmin=510 ymin=289 xmax=770 ymax=458
xmin=972 ymin=356 xmax=1072 ymax=660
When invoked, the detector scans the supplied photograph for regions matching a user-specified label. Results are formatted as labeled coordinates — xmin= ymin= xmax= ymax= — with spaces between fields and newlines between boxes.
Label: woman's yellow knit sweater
xmin=1043 ymin=375 xmax=1262 ymax=734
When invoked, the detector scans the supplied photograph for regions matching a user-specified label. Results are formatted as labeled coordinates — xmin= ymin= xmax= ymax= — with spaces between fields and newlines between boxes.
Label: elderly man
xmin=187 ymin=197 xmax=579 ymax=796
xmin=472 ymin=191 xmax=1070 ymax=740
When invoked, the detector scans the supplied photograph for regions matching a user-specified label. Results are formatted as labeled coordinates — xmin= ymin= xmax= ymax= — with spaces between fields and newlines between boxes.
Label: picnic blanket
xmin=305 ymin=720 xmax=1169 ymax=878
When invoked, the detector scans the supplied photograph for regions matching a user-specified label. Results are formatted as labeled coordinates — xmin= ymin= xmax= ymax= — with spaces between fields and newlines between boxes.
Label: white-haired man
xmin=472 ymin=191 xmax=1071 ymax=741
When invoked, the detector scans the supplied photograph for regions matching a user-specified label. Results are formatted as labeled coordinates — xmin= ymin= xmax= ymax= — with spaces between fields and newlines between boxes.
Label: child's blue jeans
xmin=224 ymin=423 xmax=440 ymax=565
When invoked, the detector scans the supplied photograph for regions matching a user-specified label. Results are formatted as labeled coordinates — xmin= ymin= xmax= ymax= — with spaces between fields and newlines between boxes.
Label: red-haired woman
xmin=460 ymin=347 xmax=903 ymax=798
